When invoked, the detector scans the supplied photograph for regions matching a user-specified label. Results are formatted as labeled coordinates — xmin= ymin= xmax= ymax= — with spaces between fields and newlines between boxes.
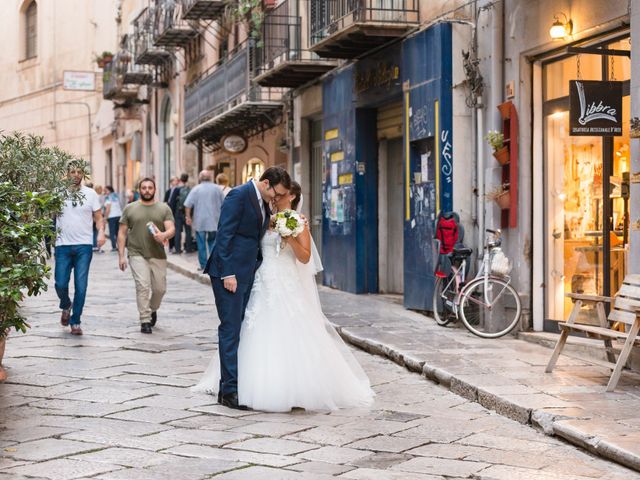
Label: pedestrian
xmin=118 ymin=178 xmax=175 ymax=334
xmin=174 ymin=173 xmax=195 ymax=254
xmin=184 ymin=170 xmax=225 ymax=271
xmin=164 ymin=176 xmax=180 ymax=253
xmin=103 ymin=186 xmax=122 ymax=251
xmin=216 ymin=173 xmax=232 ymax=197
xmin=54 ymin=164 xmax=105 ymax=336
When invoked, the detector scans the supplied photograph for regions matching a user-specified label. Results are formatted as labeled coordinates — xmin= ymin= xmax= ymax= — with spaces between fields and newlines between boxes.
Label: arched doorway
xmin=242 ymin=158 xmax=265 ymax=183
xmin=160 ymin=96 xmax=175 ymax=195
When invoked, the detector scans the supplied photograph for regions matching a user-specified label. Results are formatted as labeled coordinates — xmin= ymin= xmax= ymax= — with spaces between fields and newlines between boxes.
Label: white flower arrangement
xmin=273 ymin=209 xmax=305 ymax=254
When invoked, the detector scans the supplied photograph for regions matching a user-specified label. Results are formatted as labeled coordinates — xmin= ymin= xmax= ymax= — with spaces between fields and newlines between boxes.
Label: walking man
xmin=184 ymin=170 xmax=225 ymax=271
xmin=118 ymin=178 xmax=175 ymax=334
xmin=174 ymin=173 xmax=194 ymax=254
xmin=55 ymin=165 xmax=105 ymax=336
xmin=164 ymin=176 xmax=179 ymax=252
xmin=103 ymin=186 xmax=122 ymax=251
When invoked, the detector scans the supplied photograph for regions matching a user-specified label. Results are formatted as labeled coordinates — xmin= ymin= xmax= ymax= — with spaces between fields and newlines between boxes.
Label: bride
xmin=193 ymin=181 xmax=374 ymax=412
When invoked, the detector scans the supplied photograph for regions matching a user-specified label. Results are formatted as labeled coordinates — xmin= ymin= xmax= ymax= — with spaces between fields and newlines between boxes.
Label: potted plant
xmin=486 ymin=184 xmax=511 ymax=210
xmin=0 ymin=133 xmax=85 ymax=382
xmin=485 ymin=130 xmax=509 ymax=165
xmin=95 ymin=51 xmax=114 ymax=68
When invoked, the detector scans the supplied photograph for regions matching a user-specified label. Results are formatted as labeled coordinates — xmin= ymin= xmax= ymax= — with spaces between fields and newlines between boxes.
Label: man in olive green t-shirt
xmin=118 ymin=178 xmax=175 ymax=334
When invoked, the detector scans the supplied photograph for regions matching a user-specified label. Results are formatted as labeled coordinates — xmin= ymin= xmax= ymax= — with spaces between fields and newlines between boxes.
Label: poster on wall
xmin=569 ymin=80 xmax=623 ymax=136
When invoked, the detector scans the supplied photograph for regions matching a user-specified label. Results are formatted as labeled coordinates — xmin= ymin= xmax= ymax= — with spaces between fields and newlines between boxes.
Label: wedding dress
xmin=192 ymin=230 xmax=375 ymax=412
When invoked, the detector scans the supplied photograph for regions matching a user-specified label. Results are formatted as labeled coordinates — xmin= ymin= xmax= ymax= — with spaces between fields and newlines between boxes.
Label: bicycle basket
xmin=490 ymin=248 xmax=512 ymax=276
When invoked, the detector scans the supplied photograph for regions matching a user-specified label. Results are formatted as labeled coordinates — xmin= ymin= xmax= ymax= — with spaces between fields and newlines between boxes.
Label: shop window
xmin=543 ymin=39 xmax=630 ymax=325
xmin=544 ymin=54 xmax=600 ymax=101
xmin=25 ymin=1 xmax=37 ymax=59
xmin=242 ymin=158 xmax=265 ymax=183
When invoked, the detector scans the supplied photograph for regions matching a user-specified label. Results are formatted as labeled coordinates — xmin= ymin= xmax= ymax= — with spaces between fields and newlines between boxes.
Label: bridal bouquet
xmin=273 ymin=209 xmax=305 ymax=254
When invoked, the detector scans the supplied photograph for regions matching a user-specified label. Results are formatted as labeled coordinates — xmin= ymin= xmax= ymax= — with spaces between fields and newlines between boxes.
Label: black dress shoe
xmin=220 ymin=392 xmax=249 ymax=411
xmin=141 ymin=322 xmax=152 ymax=334
xmin=150 ymin=311 xmax=157 ymax=327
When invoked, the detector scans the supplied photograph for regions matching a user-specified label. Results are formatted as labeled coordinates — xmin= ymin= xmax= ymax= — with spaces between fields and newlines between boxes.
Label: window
xmin=25 ymin=1 xmax=37 ymax=59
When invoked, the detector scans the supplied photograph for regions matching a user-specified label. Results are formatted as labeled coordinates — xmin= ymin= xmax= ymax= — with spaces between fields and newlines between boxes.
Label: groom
xmin=206 ymin=166 xmax=291 ymax=409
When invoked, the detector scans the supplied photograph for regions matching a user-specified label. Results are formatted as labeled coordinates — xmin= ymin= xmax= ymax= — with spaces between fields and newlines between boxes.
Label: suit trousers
xmin=129 ymin=256 xmax=167 ymax=324
xmin=211 ymin=276 xmax=253 ymax=396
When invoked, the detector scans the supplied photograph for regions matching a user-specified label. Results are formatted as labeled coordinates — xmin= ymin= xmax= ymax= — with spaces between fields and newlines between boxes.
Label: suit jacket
xmin=164 ymin=187 xmax=180 ymax=214
xmin=205 ymin=181 xmax=270 ymax=284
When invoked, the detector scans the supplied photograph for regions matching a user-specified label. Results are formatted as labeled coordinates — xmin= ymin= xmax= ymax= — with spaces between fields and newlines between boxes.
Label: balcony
xmin=102 ymin=60 xmax=140 ymax=102
xmin=133 ymin=8 xmax=173 ymax=65
xmin=255 ymin=1 xmax=337 ymax=88
xmin=120 ymin=36 xmax=154 ymax=85
xmin=310 ymin=0 xmax=419 ymax=58
xmin=184 ymin=42 xmax=283 ymax=144
xmin=154 ymin=0 xmax=198 ymax=48
xmin=181 ymin=0 xmax=226 ymax=20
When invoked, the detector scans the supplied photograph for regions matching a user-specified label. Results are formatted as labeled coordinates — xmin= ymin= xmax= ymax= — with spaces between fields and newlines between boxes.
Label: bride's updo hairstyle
xmin=290 ymin=181 xmax=302 ymax=211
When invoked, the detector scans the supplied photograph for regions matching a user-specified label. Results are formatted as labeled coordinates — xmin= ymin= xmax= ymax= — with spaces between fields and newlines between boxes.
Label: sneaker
xmin=141 ymin=323 xmax=152 ymax=334
xmin=70 ymin=325 xmax=83 ymax=336
xmin=150 ymin=311 xmax=157 ymax=327
xmin=61 ymin=309 xmax=71 ymax=326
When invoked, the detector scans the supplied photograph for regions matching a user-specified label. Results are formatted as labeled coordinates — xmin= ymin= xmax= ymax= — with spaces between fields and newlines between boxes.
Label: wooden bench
xmin=545 ymin=274 xmax=640 ymax=392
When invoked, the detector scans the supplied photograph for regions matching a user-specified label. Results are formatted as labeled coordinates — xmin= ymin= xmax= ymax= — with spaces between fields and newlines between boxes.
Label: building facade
xmin=0 ymin=0 xmax=118 ymax=181
xmin=6 ymin=0 xmax=640 ymax=342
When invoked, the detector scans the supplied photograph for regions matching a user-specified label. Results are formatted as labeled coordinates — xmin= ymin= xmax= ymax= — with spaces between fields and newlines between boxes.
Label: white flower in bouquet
xmin=273 ymin=209 xmax=305 ymax=254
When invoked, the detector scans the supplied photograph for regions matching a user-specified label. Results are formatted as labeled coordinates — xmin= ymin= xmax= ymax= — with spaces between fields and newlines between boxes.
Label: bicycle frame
xmin=438 ymin=231 xmax=512 ymax=313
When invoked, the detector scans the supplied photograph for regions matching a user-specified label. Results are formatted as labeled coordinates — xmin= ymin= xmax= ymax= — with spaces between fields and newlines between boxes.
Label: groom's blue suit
xmin=206 ymin=181 xmax=270 ymax=396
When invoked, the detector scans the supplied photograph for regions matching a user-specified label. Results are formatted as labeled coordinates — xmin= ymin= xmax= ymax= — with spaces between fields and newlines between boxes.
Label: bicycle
xmin=432 ymin=229 xmax=522 ymax=338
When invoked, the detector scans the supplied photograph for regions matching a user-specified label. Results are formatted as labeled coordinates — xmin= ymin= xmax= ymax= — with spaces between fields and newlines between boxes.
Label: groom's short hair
xmin=260 ymin=166 xmax=291 ymax=190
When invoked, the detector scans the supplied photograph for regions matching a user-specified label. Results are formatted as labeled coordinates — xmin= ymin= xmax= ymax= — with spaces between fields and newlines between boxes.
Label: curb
xmin=334 ymin=326 xmax=640 ymax=473
xmin=167 ymin=259 xmax=640 ymax=473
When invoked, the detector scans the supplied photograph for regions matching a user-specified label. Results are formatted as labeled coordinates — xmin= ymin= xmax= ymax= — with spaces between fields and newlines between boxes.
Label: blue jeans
xmin=196 ymin=231 xmax=216 ymax=269
xmin=108 ymin=216 xmax=120 ymax=250
xmin=54 ymin=245 xmax=93 ymax=325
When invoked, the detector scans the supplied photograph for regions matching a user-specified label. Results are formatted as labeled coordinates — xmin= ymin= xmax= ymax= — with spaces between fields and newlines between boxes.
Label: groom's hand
xmin=223 ymin=276 xmax=237 ymax=293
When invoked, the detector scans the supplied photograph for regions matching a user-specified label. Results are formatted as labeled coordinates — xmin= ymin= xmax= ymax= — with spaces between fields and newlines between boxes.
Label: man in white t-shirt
xmin=54 ymin=166 xmax=105 ymax=335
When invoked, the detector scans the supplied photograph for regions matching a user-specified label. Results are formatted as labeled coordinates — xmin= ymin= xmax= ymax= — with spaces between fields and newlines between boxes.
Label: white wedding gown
xmin=192 ymin=230 xmax=375 ymax=412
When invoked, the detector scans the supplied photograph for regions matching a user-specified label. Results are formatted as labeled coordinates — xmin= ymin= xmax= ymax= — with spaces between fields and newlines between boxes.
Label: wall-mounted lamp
xmin=550 ymin=13 xmax=573 ymax=40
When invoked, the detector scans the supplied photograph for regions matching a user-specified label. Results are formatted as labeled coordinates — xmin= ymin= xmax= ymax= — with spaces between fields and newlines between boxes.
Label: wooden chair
xmin=545 ymin=274 xmax=640 ymax=392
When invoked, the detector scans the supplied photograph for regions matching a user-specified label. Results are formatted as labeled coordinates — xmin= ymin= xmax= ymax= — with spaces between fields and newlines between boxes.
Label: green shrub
xmin=0 ymin=133 xmax=87 ymax=338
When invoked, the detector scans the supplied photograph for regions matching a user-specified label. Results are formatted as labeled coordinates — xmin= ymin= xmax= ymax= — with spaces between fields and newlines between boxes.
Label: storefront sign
xmin=570 ymin=80 xmax=622 ymax=136
xmin=63 ymin=71 xmax=95 ymax=91
xmin=221 ymin=134 xmax=247 ymax=154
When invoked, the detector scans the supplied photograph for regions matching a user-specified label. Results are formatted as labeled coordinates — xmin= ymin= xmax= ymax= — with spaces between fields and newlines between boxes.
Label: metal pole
xmin=57 ymin=101 xmax=93 ymax=174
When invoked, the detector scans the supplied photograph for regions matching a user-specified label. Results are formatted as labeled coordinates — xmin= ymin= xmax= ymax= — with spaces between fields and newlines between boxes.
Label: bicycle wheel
xmin=459 ymin=276 xmax=521 ymax=338
xmin=432 ymin=276 xmax=456 ymax=326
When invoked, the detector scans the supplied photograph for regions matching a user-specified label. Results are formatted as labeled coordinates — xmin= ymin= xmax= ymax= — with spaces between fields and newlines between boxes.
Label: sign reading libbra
xmin=570 ymin=80 xmax=623 ymax=136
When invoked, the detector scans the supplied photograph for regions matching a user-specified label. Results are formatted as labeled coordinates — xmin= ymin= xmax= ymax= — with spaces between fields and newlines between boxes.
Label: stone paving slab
xmin=0 ymin=254 xmax=638 ymax=479
xmin=166 ymin=250 xmax=640 ymax=473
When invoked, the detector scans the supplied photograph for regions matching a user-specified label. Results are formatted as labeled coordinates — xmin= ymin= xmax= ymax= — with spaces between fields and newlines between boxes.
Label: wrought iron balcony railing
xmin=310 ymin=0 xmax=419 ymax=58
xmin=181 ymin=0 xmax=226 ymax=20
xmin=102 ymin=59 xmax=140 ymax=101
xmin=154 ymin=0 xmax=199 ymax=48
xmin=184 ymin=41 xmax=283 ymax=143
xmin=256 ymin=0 xmax=337 ymax=88
xmin=133 ymin=7 xmax=173 ymax=65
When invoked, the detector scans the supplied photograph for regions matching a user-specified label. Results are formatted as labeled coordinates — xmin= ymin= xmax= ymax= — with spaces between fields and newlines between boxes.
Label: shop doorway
xmin=378 ymin=137 xmax=404 ymax=293
xmin=543 ymin=37 xmax=630 ymax=328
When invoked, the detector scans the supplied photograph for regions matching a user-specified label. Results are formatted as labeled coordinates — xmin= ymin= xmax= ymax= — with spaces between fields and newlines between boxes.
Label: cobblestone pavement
xmin=1 ymin=253 xmax=638 ymax=479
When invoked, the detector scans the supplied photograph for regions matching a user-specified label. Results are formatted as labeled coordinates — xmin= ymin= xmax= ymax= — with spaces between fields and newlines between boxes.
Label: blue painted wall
xmin=403 ymin=23 xmax=453 ymax=310
xmin=320 ymin=23 xmax=452 ymax=306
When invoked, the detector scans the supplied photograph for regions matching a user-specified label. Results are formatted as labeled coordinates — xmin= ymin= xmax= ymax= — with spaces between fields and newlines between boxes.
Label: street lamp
xmin=549 ymin=13 xmax=573 ymax=40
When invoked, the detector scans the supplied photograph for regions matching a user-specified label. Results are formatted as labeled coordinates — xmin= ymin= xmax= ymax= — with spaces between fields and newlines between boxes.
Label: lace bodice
xmin=261 ymin=230 xmax=296 ymax=264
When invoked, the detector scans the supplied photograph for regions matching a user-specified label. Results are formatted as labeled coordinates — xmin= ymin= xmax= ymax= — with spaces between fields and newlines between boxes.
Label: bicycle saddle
xmin=452 ymin=246 xmax=473 ymax=257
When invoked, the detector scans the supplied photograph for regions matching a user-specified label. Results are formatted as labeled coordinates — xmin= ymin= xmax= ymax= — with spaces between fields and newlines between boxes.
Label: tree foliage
xmin=0 ymin=133 xmax=88 ymax=337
